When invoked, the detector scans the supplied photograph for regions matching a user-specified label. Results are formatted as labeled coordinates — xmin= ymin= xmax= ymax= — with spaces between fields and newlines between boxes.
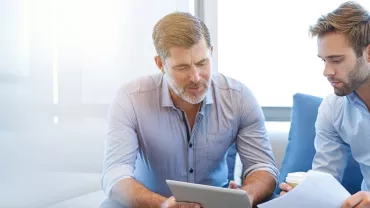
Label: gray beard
xmin=164 ymin=73 xmax=208 ymax=104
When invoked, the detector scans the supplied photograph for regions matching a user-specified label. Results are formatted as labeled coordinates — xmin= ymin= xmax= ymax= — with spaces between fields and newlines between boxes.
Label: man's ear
xmin=366 ymin=44 xmax=370 ymax=63
xmin=154 ymin=56 xmax=165 ymax=73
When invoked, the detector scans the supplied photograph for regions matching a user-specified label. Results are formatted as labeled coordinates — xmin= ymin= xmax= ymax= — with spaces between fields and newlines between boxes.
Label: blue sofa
xmin=274 ymin=93 xmax=363 ymax=194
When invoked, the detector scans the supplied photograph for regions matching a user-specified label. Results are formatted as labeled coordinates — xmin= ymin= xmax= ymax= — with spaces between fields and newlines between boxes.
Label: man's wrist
xmin=159 ymin=196 xmax=169 ymax=208
xmin=240 ymin=185 xmax=254 ymax=206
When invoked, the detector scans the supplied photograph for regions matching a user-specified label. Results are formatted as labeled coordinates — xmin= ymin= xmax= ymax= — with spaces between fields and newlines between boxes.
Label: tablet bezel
xmin=166 ymin=180 xmax=252 ymax=208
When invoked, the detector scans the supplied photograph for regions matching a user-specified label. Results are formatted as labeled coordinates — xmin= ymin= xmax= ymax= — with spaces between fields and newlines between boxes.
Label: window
xmin=216 ymin=0 xmax=370 ymax=107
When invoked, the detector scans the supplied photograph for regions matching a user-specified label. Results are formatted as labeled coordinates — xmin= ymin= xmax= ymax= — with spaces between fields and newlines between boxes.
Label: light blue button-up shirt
xmin=102 ymin=72 xmax=278 ymax=197
xmin=313 ymin=92 xmax=370 ymax=191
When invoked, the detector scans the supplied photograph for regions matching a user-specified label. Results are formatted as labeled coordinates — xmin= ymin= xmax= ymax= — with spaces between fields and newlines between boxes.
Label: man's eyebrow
xmin=172 ymin=63 xmax=189 ymax=68
xmin=172 ymin=58 xmax=209 ymax=68
xmin=317 ymin=55 xmax=344 ymax=59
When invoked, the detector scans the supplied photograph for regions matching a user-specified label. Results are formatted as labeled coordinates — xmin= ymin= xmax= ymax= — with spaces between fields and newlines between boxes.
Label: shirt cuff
xmin=242 ymin=163 xmax=279 ymax=183
xmin=101 ymin=164 xmax=135 ymax=196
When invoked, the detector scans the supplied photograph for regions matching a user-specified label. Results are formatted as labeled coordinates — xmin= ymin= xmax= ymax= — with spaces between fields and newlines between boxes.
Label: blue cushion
xmin=275 ymin=93 xmax=363 ymax=194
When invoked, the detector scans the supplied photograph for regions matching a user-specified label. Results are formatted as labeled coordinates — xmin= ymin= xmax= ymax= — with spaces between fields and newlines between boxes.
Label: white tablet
xmin=166 ymin=180 xmax=252 ymax=208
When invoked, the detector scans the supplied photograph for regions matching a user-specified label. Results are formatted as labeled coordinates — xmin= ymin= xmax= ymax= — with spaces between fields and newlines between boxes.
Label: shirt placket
xmin=181 ymin=108 xmax=204 ymax=183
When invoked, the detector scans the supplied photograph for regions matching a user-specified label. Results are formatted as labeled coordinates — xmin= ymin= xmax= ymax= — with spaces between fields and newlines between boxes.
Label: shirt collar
xmin=161 ymin=74 xmax=176 ymax=108
xmin=346 ymin=91 xmax=369 ymax=112
xmin=346 ymin=91 xmax=360 ymax=104
xmin=204 ymin=82 xmax=214 ymax=105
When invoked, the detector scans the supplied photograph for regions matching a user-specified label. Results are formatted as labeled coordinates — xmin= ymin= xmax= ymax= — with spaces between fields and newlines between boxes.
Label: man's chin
xmin=334 ymin=88 xmax=351 ymax=97
xmin=181 ymin=94 xmax=206 ymax=104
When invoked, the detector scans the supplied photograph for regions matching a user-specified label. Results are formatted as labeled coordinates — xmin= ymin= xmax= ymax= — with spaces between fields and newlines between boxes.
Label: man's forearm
xmin=111 ymin=178 xmax=166 ymax=208
xmin=241 ymin=170 xmax=276 ymax=207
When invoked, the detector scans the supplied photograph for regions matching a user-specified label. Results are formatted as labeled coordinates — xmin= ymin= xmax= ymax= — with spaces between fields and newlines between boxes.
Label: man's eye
xmin=196 ymin=61 xmax=208 ymax=67
xmin=332 ymin=59 xmax=342 ymax=64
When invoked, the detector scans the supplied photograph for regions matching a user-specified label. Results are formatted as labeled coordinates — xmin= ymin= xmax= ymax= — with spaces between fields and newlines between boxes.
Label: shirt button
xmin=189 ymin=168 xmax=194 ymax=173
xmin=189 ymin=143 xmax=193 ymax=148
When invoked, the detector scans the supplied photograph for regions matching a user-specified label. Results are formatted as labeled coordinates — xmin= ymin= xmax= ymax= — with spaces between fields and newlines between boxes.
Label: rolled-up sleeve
xmin=102 ymin=88 xmax=139 ymax=196
xmin=312 ymin=98 xmax=349 ymax=182
xmin=236 ymin=86 xmax=279 ymax=182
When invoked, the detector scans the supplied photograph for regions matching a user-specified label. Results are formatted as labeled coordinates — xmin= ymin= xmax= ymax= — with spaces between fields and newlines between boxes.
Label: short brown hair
xmin=152 ymin=12 xmax=211 ymax=60
xmin=309 ymin=1 xmax=370 ymax=57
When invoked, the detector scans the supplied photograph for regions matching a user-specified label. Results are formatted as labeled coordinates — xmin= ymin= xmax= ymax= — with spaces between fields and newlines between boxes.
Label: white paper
xmin=258 ymin=170 xmax=351 ymax=208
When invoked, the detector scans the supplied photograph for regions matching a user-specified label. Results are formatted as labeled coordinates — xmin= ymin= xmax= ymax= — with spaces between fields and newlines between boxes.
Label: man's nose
xmin=189 ymin=65 xmax=200 ymax=83
xmin=323 ymin=63 xmax=335 ymax=77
